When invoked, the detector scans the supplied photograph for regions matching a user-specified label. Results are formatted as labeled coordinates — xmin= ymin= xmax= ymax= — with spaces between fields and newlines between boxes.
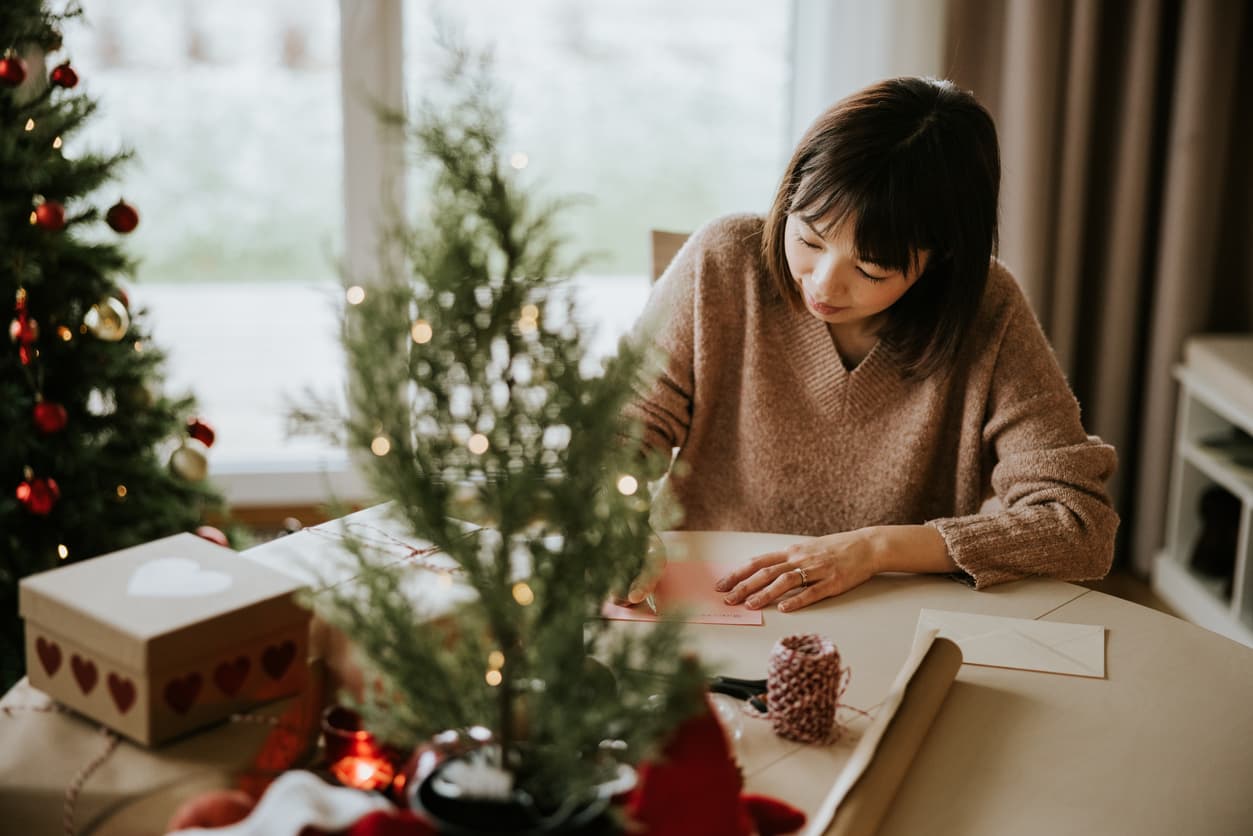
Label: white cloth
xmin=170 ymin=770 xmax=393 ymax=836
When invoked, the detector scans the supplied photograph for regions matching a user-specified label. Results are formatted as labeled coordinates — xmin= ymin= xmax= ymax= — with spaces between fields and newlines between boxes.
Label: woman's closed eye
xmin=795 ymin=232 xmax=822 ymax=251
xmin=856 ymin=265 xmax=889 ymax=282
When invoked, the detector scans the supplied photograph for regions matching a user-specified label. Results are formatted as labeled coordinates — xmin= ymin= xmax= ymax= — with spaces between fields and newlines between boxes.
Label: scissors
xmin=709 ymin=675 xmax=768 ymax=713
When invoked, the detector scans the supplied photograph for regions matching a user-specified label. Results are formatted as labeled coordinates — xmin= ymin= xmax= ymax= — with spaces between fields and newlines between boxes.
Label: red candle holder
xmin=321 ymin=705 xmax=396 ymax=793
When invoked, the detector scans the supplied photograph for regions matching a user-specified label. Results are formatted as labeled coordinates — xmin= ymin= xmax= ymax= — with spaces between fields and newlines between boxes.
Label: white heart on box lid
xmin=127 ymin=557 xmax=233 ymax=598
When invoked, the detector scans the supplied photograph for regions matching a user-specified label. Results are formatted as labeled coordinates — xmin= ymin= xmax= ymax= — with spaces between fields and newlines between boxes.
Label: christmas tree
xmin=1 ymin=1 xmax=224 ymax=689
xmin=292 ymin=40 xmax=706 ymax=818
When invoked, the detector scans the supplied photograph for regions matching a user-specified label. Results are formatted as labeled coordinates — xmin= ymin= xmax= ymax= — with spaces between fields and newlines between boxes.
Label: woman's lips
xmin=805 ymin=292 xmax=848 ymax=316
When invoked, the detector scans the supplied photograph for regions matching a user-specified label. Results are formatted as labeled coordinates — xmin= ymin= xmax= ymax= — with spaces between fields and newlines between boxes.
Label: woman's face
xmin=783 ymin=213 xmax=928 ymax=331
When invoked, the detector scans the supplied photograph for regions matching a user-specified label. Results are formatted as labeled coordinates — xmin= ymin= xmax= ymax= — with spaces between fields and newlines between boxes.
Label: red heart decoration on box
xmin=36 ymin=637 xmax=62 ymax=677
xmin=71 ymin=655 xmax=97 ymax=695
xmin=261 ymin=640 xmax=296 ymax=680
xmin=164 ymin=673 xmax=203 ymax=715
xmin=108 ymin=673 xmax=136 ymax=714
xmin=214 ymin=656 xmax=251 ymax=696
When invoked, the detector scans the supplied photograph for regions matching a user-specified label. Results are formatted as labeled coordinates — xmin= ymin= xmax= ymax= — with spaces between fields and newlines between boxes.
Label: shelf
xmin=1158 ymin=336 xmax=1253 ymax=649
xmin=1152 ymin=552 xmax=1253 ymax=648
xmin=1180 ymin=441 xmax=1253 ymax=505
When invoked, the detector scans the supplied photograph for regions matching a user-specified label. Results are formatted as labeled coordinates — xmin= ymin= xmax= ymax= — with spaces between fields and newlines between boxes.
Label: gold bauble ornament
xmin=169 ymin=444 xmax=208 ymax=481
xmin=117 ymin=383 xmax=154 ymax=410
xmin=84 ymin=297 xmax=130 ymax=341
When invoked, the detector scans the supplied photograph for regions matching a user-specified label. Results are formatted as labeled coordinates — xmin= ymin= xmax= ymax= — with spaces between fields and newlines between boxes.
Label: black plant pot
xmin=409 ymin=756 xmax=633 ymax=836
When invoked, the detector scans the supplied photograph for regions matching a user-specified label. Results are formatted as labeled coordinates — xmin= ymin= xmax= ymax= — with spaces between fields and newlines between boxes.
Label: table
xmin=664 ymin=531 xmax=1253 ymax=836
xmin=4 ymin=528 xmax=1252 ymax=835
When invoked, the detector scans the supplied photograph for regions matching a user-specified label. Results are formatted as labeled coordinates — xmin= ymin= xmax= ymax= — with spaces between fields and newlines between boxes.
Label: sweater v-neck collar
xmin=788 ymin=303 xmax=899 ymax=417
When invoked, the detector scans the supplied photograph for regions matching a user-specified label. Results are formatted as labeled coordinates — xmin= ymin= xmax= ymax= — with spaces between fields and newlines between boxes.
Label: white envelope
xmin=915 ymin=608 xmax=1106 ymax=678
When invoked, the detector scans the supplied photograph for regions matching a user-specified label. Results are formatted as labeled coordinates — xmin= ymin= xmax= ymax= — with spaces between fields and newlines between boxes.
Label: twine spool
xmin=766 ymin=633 xmax=847 ymax=743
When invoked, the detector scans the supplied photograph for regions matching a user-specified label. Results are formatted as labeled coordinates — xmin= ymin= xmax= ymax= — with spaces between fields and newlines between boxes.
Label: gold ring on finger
xmin=793 ymin=566 xmax=809 ymax=588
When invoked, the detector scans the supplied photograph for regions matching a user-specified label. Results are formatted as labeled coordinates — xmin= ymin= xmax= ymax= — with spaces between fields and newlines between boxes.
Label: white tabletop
xmin=660 ymin=531 xmax=1253 ymax=836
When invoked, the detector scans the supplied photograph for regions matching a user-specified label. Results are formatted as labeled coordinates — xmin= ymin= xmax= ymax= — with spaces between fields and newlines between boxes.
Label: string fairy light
xmin=370 ymin=435 xmax=391 ymax=456
xmin=488 ymin=650 xmax=505 ymax=670
xmin=52 ymin=136 xmax=62 ymax=149
xmin=411 ymin=319 xmax=433 ymax=344
xmin=345 ymin=286 xmax=366 ymax=305
xmin=509 ymin=151 xmax=529 ymax=170
xmin=485 ymin=669 xmax=503 ymax=687
xmin=511 ymin=582 xmax=534 ymax=606
xmin=467 ymin=433 xmax=489 ymax=455
xmin=57 ymin=544 xmax=69 ymax=560
xmin=24 ymin=118 xmax=34 ymax=131
xmin=518 ymin=303 xmax=540 ymax=334
xmin=115 ymin=485 xmax=127 ymax=498
xmin=616 ymin=475 xmax=638 ymax=496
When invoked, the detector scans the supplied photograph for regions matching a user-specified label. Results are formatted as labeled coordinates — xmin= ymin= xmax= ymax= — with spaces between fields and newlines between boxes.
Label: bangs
xmin=790 ymin=150 xmax=952 ymax=278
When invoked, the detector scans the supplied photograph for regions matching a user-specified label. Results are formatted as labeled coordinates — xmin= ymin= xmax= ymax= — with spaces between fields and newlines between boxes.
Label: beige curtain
xmin=945 ymin=0 xmax=1253 ymax=573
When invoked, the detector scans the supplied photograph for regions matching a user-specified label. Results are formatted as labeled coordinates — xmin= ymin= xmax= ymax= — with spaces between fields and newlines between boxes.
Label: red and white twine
xmin=63 ymin=725 xmax=119 ymax=836
xmin=764 ymin=633 xmax=852 ymax=744
xmin=1 ymin=701 xmax=305 ymax=836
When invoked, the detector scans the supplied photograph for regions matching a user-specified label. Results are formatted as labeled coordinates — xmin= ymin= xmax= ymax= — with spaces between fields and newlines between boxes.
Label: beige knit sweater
xmin=625 ymin=214 xmax=1118 ymax=589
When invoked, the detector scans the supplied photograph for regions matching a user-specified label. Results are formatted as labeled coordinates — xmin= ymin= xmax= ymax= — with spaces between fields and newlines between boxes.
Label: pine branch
xmin=292 ymin=34 xmax=705 ymax=802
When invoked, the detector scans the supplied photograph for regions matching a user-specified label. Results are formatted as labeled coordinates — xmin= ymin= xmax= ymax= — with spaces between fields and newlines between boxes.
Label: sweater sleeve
xmin=620 ymin=226 xmax=704 ymax=459
xmin=927 ymin=280 xmax=1120 ymax=589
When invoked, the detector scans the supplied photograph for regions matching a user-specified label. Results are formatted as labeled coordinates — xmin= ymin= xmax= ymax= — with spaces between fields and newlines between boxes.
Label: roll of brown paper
xmin=826 ymin=637 xmax=963 ymax=836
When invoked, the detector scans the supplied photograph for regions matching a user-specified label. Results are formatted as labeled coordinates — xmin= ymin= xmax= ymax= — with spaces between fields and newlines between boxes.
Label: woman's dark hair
xmin=762 ymin=77 xmax=1000 ymax=379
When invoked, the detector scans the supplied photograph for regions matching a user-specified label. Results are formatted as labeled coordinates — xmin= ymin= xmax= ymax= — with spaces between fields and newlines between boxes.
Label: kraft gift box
xmin=240 ymin=503 xmax=475 ymax=700
xmin=19 ymin=532 xmax=310 ymax=746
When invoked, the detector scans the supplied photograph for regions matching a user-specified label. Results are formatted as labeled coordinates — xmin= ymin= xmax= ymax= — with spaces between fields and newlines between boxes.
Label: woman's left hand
xmin=714 ymin=529 xmax=883 ymax=612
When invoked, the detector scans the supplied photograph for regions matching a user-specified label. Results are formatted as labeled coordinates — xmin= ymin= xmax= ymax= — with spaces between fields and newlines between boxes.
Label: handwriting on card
xmin=601 ymin=561 xmax=763 ymax=626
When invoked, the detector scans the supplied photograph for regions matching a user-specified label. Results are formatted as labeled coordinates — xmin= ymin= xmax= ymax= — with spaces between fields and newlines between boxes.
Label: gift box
xmin=240 ymin=503 xmax=474 ymax=702
xmin=0 ymin=663 xmax=326 ymax=836
xmin=19 ymin=532 xmax=310 ymax=746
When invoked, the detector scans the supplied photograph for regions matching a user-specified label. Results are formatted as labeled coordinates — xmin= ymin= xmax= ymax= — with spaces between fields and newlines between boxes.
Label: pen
xmin=645 ymin=593 xmax=658 ymax=615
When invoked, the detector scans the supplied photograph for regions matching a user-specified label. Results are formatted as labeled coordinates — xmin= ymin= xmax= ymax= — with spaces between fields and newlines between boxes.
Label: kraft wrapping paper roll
xmin=824 ymin=637 xmax=963 ymax=836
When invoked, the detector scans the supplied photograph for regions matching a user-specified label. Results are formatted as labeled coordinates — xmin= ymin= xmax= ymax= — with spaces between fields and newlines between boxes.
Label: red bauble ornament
xmin=9 ymin=316 xmax=39 ymax=344
xmin=33 ymin=400 xmax=68 ymax=434
xmin=194 ymin=525 xmax=230 ymax=548
xmin=49 ymin=61 xmax=78 ymax=88
xmin=33 ymin=201 xmax=66 ymax=231
xmin=105 ymin=199 xmax=139 ymax=234
xmin=187 ymin=417 xmax=216 ymax=448
xmin=16 ymin=476 xmax=60 ymax=516
xmin=0 ymin=53 xmax=27 ymax=87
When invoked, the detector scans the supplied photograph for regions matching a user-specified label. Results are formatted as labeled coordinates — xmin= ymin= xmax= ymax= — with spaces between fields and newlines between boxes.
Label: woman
xmin=624 ymin=77 xmax=1118 ymax=613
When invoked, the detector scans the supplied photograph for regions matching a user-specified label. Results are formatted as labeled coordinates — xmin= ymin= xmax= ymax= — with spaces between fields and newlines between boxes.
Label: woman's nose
xmin=810 ymin=252 xmax=841 ymax=291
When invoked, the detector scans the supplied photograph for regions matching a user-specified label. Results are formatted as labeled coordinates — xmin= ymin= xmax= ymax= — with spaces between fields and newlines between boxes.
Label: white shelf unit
xmin=1153 ymin=336 xmax=1253 ymax=647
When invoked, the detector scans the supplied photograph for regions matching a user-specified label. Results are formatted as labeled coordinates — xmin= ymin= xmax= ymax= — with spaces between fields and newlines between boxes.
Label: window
xmin=64 ymin=0 xmax=349 ymax=483
xmin=66 ymin=0 xmax=342 ymax=285
xmin=59 ymin=2 xmax=815 ymax=504
xmin=404 ymin=0 xmax=789 ymax=278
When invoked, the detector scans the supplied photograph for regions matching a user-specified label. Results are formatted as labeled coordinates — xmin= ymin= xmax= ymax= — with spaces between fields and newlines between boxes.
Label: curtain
xmin=944 ymin=0 xmax=1253 ymax=574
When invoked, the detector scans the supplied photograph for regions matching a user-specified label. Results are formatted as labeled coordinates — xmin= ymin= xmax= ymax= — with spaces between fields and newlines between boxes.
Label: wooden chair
xmin=649 ymin=230 xmax=690 ymax=282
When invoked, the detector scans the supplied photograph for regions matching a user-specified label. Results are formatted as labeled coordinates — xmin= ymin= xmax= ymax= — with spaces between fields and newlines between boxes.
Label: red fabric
xmin=743 ymin=794 xmax=807 ymax=836
xmin=341 ymin=809 xmax=435 ymax=836
xmin=624 ymin=700 xmax=806 ymax=836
